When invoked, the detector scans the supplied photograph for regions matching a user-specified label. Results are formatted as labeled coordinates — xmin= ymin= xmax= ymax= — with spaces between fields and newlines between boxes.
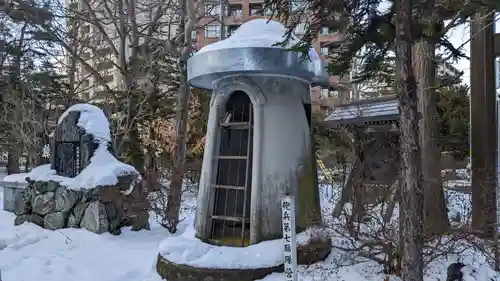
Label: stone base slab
xmin=1 ymin=181 xmax=28 ymax=213
xmin=156 ymin=254 xmax=283 ymax=281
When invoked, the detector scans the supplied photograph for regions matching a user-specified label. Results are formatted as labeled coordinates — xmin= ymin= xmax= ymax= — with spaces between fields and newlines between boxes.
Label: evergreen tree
xmin=0 ymin=1 xmax=68 ymax=172
xmin=437 ymin=84 xmax=469 ymax=160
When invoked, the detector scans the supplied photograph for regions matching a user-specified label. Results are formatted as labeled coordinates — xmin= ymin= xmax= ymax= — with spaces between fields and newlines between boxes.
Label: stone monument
xmin=9 ymin=104 xmax=149 ymax=234
xmin=51 ymin=110 xmax=98 ymax=177
xmin=156 ymin=19 xmax=332 ymax=281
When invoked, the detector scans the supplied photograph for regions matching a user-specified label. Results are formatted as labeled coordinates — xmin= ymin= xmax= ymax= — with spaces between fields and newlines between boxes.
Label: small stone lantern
xmin=188 ymin=19 xmax=329 ymax=246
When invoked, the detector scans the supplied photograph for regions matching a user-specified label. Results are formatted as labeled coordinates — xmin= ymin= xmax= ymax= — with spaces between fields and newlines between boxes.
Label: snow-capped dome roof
xmin=198 ymin=19 xmax=320 ymax=60
xmin=187 ymin=19 xmax=329 ymax=90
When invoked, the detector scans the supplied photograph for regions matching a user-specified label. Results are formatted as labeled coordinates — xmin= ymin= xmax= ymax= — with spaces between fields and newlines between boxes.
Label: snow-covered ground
xmin=0 ymin=162 xmax=166 ymax=281
xmin=0 ymin=169 xmax=498 ymax=281
xmin=0 ymin=185 xmax=166 ymax=281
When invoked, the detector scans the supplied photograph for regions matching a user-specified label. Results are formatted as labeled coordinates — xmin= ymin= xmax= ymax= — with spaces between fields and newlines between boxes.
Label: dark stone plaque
xmin=51 ymin=110 xmax=101 ymax=178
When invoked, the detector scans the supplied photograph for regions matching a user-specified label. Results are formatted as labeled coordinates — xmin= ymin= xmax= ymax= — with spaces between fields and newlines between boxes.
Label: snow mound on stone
xmin=3 ymin=165 xmax=53 ymax=184
xmin=3 ymin=174 xmax=28 ymax=184
xmin=58 ymin=103 xmax=111 ymax=143
xmin=26 ymin=145 xmax=138 ymax=190
xmin=197 ymin=19 xmax=320 ymax=60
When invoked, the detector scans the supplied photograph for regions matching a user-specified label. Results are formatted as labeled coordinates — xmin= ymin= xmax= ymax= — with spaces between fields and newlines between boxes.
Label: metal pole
xmin=496 ymin=96 xmax=500 ymax=271
xmin=219 ymin=0 xmax=225 ymax=40
xmin=495 ymin=21 xmax=500 ymax=272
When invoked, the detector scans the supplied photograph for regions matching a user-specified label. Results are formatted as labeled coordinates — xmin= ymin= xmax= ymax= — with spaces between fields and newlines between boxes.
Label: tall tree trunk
xmin=6 ymin=149 xmax=21 ymax=175
xmin=6 ymin=24 xmax=27 ymax=176
xmin=127 ymin=122 xmax=144 ymax=174
xmin=166 ymin=61 xmax=189 ymax=233
xmin=145 ymin=126 xmax=159 ymax=192
xmin=67 ymin=20 xmax=78 ymax=104
xmin=412 ymin=10 xmax=449 ymax=236
xmin=164 ymin=0 xmax=198 ymax=233
xmin=121 ymin=87 xmax=145 ymax=175
xmin=25 ymin=148 xmax=31 ymax=172
xmin=469 ymin=8 xmax=497 ymax=236
xmin=38 ymin=133 xmax=50 ymax=166
xmin=395 ymin=0 xmax=424 ymax=280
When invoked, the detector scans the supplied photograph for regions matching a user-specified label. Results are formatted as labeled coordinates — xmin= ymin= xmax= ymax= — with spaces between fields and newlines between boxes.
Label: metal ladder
xmin=211 ymin=111 xmax=253 ymax=246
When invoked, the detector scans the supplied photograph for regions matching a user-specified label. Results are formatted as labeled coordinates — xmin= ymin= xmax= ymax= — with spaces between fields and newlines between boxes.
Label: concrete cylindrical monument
xmin=188 ymin=19 xmax=329 ymax=246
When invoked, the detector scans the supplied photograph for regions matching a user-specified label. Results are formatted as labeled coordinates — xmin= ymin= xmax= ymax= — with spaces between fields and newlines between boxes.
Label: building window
xmin=331 ymin=90 xmax=339 ymax=99
xmin=93 ymin=33 xmax=107 ymax=45
xmin=320 ymin=88 xmax=329 ymax=98
xmin=497 ymin=60 xmax=500 ymax=88
xmin=291 ymin=0 xmax=305 ymax=11
xmin=102 ymin=75 xmax=114 ymax=83
xmin=262 ymin=4 xmax=274 ymax=16
xmin=227 ymin=25 xmax=240 ymax=37
xmin=205 ymin=24 xmax=220 ymax=38
xmin=320 ymin=47 xmax=329 ymax=56
xmin=96 ymin=47 xmax=112 ymax=56
xmin=97 ymin=60 xmax=114 ymax=71
xmin=294 ymin=23 xmax=307 ymax=36
xmin=82 ymin=25 xmax=90 ymax=34
xmin=205 ymin=4 xmax=219 ymax=16
xmin=249 ymin=3 xmax=263 ymax=15
xmin=320 ymin=88 xmax=339 ymax=98
xmin=228 ymin=4 xmax=243 ymax=17
xmin=320 ymin=27 xmax=330 ymax=35
xmin=81 ymin=52 xmax=91 ymax=60
xmin=191 ymin=30 xmax=197 ymax=41
xmin=79 ymin=65 xmax=87 ymax=74
xmin=94 ymin=90 xmax=108 ymax=99
xmin=81 ymin=91 xmax=90 ymax=101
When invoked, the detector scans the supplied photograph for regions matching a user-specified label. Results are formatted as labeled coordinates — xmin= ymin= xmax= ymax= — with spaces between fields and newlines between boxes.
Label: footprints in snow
xmin=5 ymin=232 xmax=48 ymax=251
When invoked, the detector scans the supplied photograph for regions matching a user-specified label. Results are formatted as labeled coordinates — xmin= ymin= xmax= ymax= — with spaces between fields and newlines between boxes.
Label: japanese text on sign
xmin=281 ymin=195 xmax=297 ymax=281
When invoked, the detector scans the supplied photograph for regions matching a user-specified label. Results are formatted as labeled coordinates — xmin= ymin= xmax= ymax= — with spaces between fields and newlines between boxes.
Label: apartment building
xmin=192 ymin=0 xmax=350 ymax=110
xmin=66 ymin=0 xmax=180 ymax=100
xmin=65 ymin=0 xmax=119 ymax=100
